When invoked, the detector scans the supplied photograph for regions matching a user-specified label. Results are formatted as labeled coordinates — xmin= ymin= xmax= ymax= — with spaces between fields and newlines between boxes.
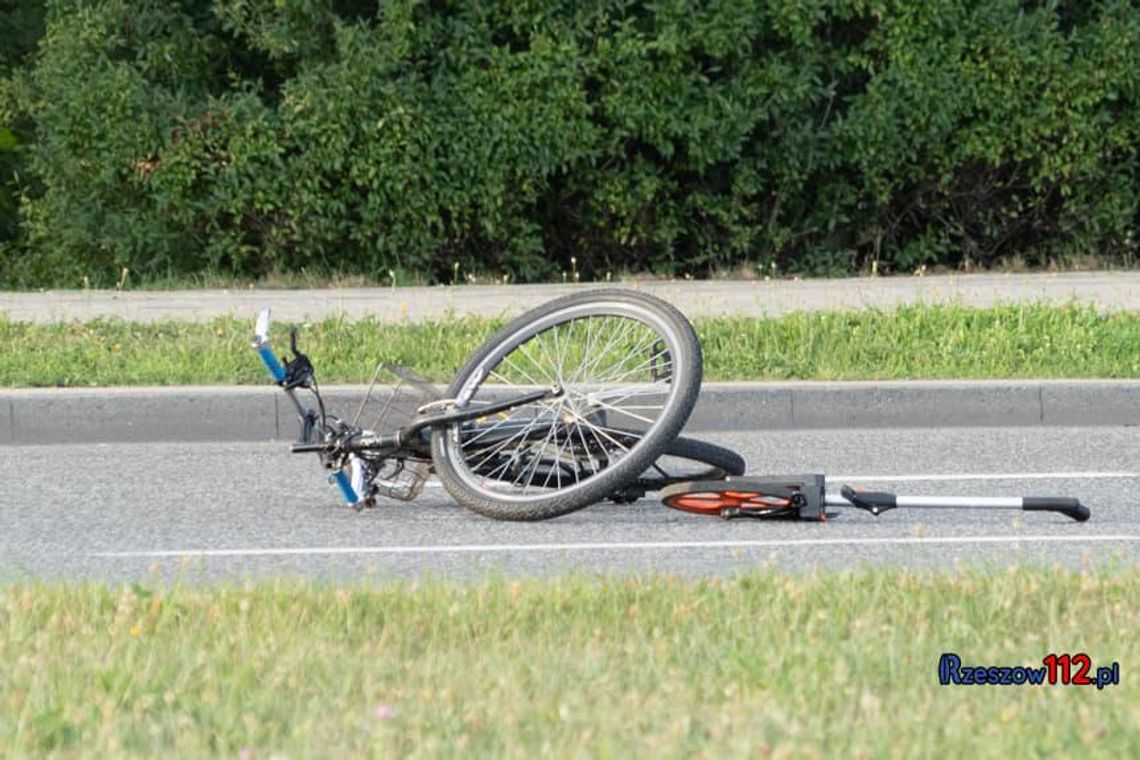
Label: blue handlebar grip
xmin=255 ymin=343 xmax=287 ymax=382
xmin=330 ymin=469 xmax=360 ymax=506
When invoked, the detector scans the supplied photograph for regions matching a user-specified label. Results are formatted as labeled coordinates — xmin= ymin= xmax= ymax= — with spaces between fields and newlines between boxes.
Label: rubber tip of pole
xmin=1023 ymin=497 xmax=1090 ymax=522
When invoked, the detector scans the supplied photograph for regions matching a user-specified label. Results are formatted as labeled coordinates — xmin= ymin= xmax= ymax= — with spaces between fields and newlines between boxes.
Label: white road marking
xmin=423 ymin=471 xmax=1139 ymax=489
xmin=830 ymin=471 xmax=1138 ymax=482
xmin=92 ymin=534 xmax=1140 ymax=559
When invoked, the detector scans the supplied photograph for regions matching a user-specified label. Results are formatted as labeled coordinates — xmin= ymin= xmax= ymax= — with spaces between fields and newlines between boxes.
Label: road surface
xmin=2 ymin=424 xmax=1135 ymax=583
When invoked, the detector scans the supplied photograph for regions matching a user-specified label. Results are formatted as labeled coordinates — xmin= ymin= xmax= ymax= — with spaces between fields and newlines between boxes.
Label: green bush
xmin=0 ymin=0 xmax=46 ymax=255
xmin=835 ymin=0 xmax=1140 ymax=272
xmin=1 ymin=0 xmax=1137 ymax=287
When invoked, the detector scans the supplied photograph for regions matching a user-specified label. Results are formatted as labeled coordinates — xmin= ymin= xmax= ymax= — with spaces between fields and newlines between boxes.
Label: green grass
xmin=2 ymin=567 xmax=1136 ymax=757
xmin=3 ymin=303 xmax=1140 ymax=387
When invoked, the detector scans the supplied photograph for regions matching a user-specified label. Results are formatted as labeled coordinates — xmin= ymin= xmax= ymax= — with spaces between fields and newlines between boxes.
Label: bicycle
xmin=252 ymin=289 xmax=744 ymax=521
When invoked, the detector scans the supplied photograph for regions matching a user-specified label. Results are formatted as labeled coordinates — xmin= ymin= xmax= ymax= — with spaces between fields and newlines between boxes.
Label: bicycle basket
xmin=349 ymin=363 xmax=442 ymax=501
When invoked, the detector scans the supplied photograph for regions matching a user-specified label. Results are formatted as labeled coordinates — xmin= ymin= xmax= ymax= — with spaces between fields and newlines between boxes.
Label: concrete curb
xmin=3 ymin=380 xmax=1137 ymax=445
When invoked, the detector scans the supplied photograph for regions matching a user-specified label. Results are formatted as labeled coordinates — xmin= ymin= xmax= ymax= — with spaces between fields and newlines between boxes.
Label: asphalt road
xmin=2 ymin=425 xmax=1136 ymax=584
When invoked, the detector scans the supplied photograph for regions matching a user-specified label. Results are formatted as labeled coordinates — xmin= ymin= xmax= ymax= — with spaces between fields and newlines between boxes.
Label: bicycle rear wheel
xmin=431 ymin=289 xmax=702 ymax=520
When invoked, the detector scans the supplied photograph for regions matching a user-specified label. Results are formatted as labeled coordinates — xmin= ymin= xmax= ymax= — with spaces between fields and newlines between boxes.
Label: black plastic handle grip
xmin=839 ymin=484 xmax=897 ymax=516
xmin=290 ymin=442 xmax=329 ymax=454
xmin=1023 ymin=497 xmax=1090 ymax=522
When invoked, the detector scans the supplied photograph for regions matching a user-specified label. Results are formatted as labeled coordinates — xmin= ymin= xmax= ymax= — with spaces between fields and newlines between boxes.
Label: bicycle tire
xmin=608 ymin=436 xmax=746 ymax=503
xmin=454 ymin=429 xmax=742 ymax=501
xmin=431 ymin=289 xmax=702 ymax=521
xmin=471 ymin=430 xmax=745 ymax=503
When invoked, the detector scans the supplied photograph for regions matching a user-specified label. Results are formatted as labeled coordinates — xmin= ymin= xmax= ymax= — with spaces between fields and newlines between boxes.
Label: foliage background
xmin=0 ymin=0 xmax=1137 ymax=287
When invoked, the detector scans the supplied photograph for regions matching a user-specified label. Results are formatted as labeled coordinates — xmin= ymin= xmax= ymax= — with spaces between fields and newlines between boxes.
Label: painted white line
xmin=92 ymin=534 xmax=1140 ymax=559
xmin=829 ymin=472 xmax=1138 ymax=483
xmin=423 ymin=472 xmax=1140 ymax=489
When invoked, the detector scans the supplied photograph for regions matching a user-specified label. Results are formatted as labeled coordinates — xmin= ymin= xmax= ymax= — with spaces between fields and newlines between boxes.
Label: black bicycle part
xmin=463 ymin=433 xmax=745 ymax=503
xmin=650 ymin=339 xmax=671 ymax=382
xmin=282 ymin=326 xmax=316 ymax=391
xmin=607 ymin=436 xmax=747 ymax=503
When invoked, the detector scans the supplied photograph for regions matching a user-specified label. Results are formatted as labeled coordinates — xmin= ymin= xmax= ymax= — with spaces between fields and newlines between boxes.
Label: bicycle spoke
xmin=580 ymin=398 xmax=657 ymax=425
xmin=586 ymin=350 xmax=673 ymax=387
xmin=552 ymin=319 xmax=567 ymax=387
xmin=523 ymin=328 xmax=563 ymax=386
xmin=460 ymin=412 xmax=532 ymax=449
xmin=575 ymin=417 xmax=634 ymax=457
xmin=513 ymin=409 xmax=563 ymax=492
xmin=576 ymin=320 xmax=648 ymax=379
xmin=544 ymin=418 xmax=579 ymax=491
xmin=572 ymin=418 xmax=600 ymax=481
xmin=582 ymin=330 xmax=664 ymax=386
xmin=570 ymin=316 xmax=638 ymax=385
xmin=465 ymin=414 xmax=549 ymax=474
xmin=493 ymin=356 xmax=543 ymax=388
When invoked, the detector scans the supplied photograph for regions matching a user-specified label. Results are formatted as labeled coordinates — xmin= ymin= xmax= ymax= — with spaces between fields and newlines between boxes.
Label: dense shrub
xmin=0 ymin=0 xmax=46 ymax=257
xmin=1 ymin=0 xmax=1137 ymax=287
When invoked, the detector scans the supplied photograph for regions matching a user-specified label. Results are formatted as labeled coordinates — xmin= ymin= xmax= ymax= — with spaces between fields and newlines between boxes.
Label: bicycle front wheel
xmin=431 ymin=289 xmax=702 ymax=520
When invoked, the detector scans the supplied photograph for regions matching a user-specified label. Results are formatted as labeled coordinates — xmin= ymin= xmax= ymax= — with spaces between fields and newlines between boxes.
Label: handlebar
xmin=291 ymin=442 xmax=330 ymax=454
xmin=254 ymin=342 xmax=287 ymax=382
xmin=290 ymin=432 xmax=403 ymax=455
xmin=250 ymin=308 xmax=287 ymax=382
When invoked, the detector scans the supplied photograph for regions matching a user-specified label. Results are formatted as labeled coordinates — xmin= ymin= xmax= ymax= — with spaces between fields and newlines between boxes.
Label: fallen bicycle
xmin=250 ymin=289 xmax=1089 ymax=523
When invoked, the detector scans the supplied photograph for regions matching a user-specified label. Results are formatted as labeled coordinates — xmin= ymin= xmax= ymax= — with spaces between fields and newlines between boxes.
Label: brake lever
xmin=290 ymin=325 xmax=301 ymax=356
xmin=282 ymin=325 xmax=315 ymax=390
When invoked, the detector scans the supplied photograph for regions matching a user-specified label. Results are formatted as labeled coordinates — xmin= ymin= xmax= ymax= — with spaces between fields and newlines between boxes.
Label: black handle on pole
xmin=1023 ymin=497 xmax=1090 ymax=522
xmin=840 ymin=485 xmax=897 ymax=516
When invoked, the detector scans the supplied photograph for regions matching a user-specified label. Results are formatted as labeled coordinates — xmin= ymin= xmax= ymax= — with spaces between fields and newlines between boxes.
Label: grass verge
xmin=2 ymin=303 xmax=1140 ymax=387
xmin=2 ymin=567 xmax=1136 ymax=757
